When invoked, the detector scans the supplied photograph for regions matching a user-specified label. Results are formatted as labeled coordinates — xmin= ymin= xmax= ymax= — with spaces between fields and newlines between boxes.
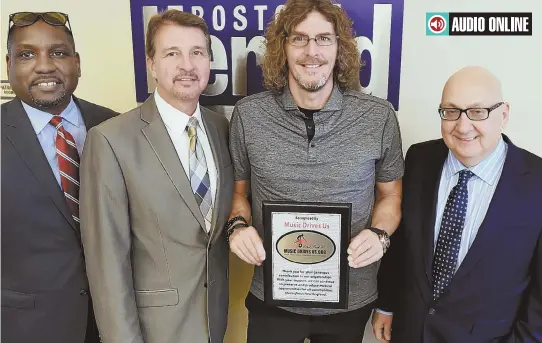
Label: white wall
xmin=398 ymin=0 xmax=541 ymax=158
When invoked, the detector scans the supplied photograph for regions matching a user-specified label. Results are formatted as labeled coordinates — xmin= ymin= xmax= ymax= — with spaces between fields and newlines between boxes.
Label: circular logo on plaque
xmin=276 ymin=230 xmax=336 ymax=264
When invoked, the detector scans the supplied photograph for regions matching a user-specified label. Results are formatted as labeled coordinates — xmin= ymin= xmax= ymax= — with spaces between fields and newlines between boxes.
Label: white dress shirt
xmin=154 ymin=89 xmax=218 ymax=213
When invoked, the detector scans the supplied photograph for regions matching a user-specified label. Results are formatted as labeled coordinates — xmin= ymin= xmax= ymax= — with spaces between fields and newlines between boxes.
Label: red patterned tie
xmin=49 ymin=116 xmax=80 ymax=225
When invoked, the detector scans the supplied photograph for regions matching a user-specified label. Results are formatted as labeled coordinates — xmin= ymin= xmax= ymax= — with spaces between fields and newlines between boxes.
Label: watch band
xmin=368 ymin=227 xmax=390 ymax=253
xmin=368 ymin=227 xmax=387 ymax=236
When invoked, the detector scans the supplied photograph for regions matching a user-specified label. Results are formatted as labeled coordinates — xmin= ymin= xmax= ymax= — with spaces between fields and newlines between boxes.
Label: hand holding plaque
xmin=262 ymin=201 xmax=351 ymax=309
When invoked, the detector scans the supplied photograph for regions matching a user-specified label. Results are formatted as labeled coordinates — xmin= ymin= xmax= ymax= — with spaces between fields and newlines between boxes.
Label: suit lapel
xmin=140 ymin=95 xmax=207 ymax=233
xmin=3 ymin=99 xmax=78 ymax=232
xmin=200 ymin=107 xmax=223 ymax=242
xmin=451 ymin=138 xmax=524 ymax=283
xmin=74 ymin=97 xmax=99 ymax=129
xmin=421 ymin=141 xmax=449 ymax=292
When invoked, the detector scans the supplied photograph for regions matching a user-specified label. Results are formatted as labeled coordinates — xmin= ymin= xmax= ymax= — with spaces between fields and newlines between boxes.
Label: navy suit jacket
xmin=1 ymin=98 xmax=117 ymax=343
xmin=378 ymin=135 xmax=542 ymax=343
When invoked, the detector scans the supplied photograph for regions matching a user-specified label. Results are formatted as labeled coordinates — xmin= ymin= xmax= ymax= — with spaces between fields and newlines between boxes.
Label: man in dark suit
xmin=372 ymin=66 xmax=542 ymax=343
xmin=2 ymin=12 xmax=117 ymax=343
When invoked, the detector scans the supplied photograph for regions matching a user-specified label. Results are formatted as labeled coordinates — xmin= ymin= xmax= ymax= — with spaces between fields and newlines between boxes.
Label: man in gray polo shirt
xmin=226 ymin=0 xmax=404 ymax=342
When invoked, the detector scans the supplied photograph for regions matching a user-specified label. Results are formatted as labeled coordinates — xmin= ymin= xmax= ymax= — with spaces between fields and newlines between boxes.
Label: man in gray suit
xmin=2 ymin=12 xmax=117 ymax=343
xmin=79 ymin=10 xmax=233 ymax=343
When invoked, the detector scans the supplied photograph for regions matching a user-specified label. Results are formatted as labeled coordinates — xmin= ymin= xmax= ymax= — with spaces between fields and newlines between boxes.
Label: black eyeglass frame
xmin=438 ymin=102 xmax=505 ymax=121
xmin=285 ymin=34 xmax=339 ymax=47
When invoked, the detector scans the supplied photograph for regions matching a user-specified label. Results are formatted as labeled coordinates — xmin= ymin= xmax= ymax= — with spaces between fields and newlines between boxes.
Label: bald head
xmin=441 ymin=66 xmax=503 ymax=107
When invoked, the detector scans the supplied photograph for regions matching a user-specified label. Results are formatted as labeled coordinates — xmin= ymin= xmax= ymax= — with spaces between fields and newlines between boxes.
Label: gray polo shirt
xmin=229 ymin=85 xmax=404 ymax=315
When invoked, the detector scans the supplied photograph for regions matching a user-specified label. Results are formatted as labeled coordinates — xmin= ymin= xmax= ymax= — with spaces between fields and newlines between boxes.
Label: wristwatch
xmin=368 ymin=227 xmax=390 ymax=254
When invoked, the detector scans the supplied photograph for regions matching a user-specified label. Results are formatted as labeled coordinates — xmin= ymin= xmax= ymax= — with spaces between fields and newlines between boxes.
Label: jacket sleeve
xmin=376 ymin=145 xmax=417 ymax=313
xmin=505 ymin=229 xmax=542 ymax=342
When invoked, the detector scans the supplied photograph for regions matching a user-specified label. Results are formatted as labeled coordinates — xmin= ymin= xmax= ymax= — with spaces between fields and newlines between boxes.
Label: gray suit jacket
xmin=79 ymin=94 xmax=233 ymax=343
xmin=1 ymin=97 xmax=117 ymax=343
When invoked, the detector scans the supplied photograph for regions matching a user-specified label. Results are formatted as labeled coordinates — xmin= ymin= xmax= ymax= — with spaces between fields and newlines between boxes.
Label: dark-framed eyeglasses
xmin=286 ymin=34 xmax=338 ymax=47
xmin=8 ymin=12 xmax=72 ymax=33
xmin=438 ymin=102 xmax=504 ymax=121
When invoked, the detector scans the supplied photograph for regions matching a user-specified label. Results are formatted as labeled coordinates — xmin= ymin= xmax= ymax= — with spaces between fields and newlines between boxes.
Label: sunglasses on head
xmin=8 ymin=12 xmax=72 ymax=33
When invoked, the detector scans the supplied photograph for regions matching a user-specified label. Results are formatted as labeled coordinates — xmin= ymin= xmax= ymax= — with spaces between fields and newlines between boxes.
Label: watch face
xmin=369 ymin=228 xmax=390 ymax=250
xmin=380 ymin=235 xmax=390 ymax=248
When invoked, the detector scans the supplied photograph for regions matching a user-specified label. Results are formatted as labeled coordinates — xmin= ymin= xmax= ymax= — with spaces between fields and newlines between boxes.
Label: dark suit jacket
xmin=1 ymin=97 xmax=117 ymax=343
xmin=378 ymin=135 xmax=542 ymax=343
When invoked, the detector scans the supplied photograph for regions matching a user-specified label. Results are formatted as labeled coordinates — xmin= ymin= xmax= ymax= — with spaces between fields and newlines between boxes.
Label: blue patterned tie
xmin=186 ymin=117 xmax=213 ymax=232
xmin=432 ymin=169 xmax=474 ymax=300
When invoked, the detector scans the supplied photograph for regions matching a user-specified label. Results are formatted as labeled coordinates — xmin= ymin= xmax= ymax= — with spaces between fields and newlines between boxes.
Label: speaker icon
xmin=428 ymin=15 xmax=447 ymax=33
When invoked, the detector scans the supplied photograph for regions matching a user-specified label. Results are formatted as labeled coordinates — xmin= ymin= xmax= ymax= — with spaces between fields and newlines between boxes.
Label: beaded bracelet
xmin=226 ymin=222 xmax=249 ymax=244
xmin=224 ymin=216 xmax=248 ymax=232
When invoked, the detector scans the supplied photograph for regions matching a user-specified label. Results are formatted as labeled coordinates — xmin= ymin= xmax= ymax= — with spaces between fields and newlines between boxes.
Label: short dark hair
xmin=6 ymin=20 xmax=76 ymax=55
xmin=145 ymin=9 xmax=212 ymax=59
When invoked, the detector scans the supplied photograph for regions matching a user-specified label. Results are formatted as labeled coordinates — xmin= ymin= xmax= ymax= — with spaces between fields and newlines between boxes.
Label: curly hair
xmin=261 ymin=0 xmax=361 ymax=93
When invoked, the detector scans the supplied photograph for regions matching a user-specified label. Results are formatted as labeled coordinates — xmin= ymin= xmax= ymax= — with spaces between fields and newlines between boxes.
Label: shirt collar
xmin=444 ymin=137 xmax=508 ymax=185
xmin=22 ymin=97 xmax=79 ymax=135
xmin=154 ymin=89 xmax=202 ymax=133
xmin=278 ymin=83 xmax=343 ymax=115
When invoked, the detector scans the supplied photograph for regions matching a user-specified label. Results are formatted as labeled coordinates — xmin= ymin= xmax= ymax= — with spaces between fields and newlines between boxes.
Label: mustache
xmin=173 ymin=72 xmax=199 ymax=81
xmin=296 ymin=57 xmax=328 ymax=65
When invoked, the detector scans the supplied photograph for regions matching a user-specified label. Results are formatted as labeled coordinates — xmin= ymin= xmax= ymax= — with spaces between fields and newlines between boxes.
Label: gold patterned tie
xmin=186 ymin=117 xmax=212 ymax=232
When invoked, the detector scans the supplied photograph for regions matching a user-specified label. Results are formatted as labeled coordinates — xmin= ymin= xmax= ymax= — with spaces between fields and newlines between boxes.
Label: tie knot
xmin=458 ymin=170 xmax=474 ymax=185
xmin=49 ymin=115 xmax=63 ymax=128
xmin=186 ymin=117 xmax=198 ymax=138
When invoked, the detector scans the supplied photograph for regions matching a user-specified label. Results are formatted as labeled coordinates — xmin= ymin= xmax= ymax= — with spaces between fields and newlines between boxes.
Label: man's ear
xmin=146 ymin=56 xmax=157 ymax=80
xmin=501 ymin=102 xmax=510 ymax=129
xmin=75 ymin=52 xmax=81 ymax=77
xmin=6 ymin=53 xmax=11 ymax=76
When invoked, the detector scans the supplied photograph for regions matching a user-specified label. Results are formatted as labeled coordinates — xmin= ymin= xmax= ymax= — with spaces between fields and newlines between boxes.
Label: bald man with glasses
xmin=372 ymin=66 xmax=542 ymax=343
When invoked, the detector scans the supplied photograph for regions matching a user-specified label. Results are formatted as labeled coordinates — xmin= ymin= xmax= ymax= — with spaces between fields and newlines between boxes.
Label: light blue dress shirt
xmin=434 ymin=137 xmax=508 ymax=268
xmin=22 ymin=97 xmax=87 ymax=187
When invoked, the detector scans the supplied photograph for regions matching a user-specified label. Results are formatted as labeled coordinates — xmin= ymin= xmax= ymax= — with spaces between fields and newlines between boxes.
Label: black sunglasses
xmin=8 ymin=12 xmax=72 ymax=33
